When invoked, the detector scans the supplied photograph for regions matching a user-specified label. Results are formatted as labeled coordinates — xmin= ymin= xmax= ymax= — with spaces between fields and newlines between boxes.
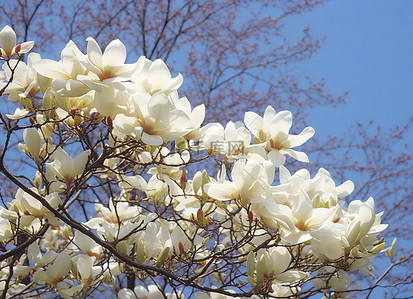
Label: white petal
xmin=141 ymin=132 xmax=163 ymax=146
xmin=51 ymin=79 xmax=90 ymax=97
xmin=86 ymin=37 xmax=102 ymax=69
xmin=74 ymin=230 xmax=97 ymax=252
xmin=148 ymin=59 xmax=171 ymax=91
xmin=263 ymin=105 xmax=278 ymax=132
xmin=114 ymin=114 xmax=139 ymax=136
xmin=166 ymin=73 xmax=183 ymax=92
xmin=279 ymin=165 xmax=291 ymax=184
xmin=190 ymin=104 xmax=205 ymax=128
xmin=33 ymin=59 xmax=70 ymax=80
xmin=118 ymin=288 xmax=138 ymax=299
xmin=288 ymin=126 xmax=315 ymax=148
xmin=336 ymin=180 xmax=354 ymax=197
xmin=148 ymin=92 xmax=170 ymax=120
xmin=6 ymin=108 xmax=29 ymax=120
xmin=102 ymin=39 xmax=126 ymax=66
xmin=270 ymin=110 xmax=292 ymax=137
xmin=281 ymin=148 xmax=309 ymax=163
xmin=204 ymin=182 xmax=239 ymax=201
xmin=244 ymin=111 xmax=262 ymax=137
xmin=18 ymin=41 xmax=34 ymax=54
xmin=268 ymin=149 xmax=286 ymax=167
xmin=72 ymin=150 xmax=90 ymax=178
xmin=93 ymin=87 xmax=115 ymax=116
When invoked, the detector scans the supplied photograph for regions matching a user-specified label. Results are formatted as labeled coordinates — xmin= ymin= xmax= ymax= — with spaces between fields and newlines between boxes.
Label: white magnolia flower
xmin=204 ymin=158 xmax=274 ymax=208
xmin=46 ymin=147 xmax=90 ymax=186
xmin=1 ymin=53 xmax=41 ymax=101
xmin=244 ymin=105 xmax=314 ymax=166
xmin=146 ymin=147 xmax=190 ymax=181
xmin=20 ymin=127 xmax=42 ymax=162
xmin=33 ymin=251 xmax=72 ymax=287
xmin=95 ymin=198 xmax=140 ymax=224
xmin=270 ymin=190 xmax=338 ymax=244
xmin=0 ymin=25 xmax=34 ymax=59
xmin=131 ymin=58 xmax=183 ymax=96
xmin=131 ymin=92 xmax=191 ymax=145
xmin=72 ymin=254 xmax=101 ymax=285
xmin=33 ymin=40 xmax=90 ymax=97
xmin=200 ymin=121 xmax=251 ymax=160
xmin=248 ymin=246 xmax=305 ymax=286
xmin=80 ymin=37 xmax=137 ymax=85
xmin=12 ymin=189 xmax=62 ymax=225
xmin=271 ymin=166 xmax=354 ymax=207
xmin=141 ymin=221 xmax=172 ymax=259
xmin=344 ymin=197 xmax=387 ymax=251
xmin=73 ymin=230 xmax=102 ymax=258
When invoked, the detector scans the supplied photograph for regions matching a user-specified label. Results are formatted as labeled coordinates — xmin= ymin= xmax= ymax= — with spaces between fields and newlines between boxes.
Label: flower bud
xmin=14 ymin=43 xmax=21 ymax=53
xmin=178 ymin=242 xmax=185 ymax=255
xmin=180 ymin=169 xmax=187 ymax=191
xmin=370 ymin=242 xmax=385 ymax=255
xmin=155 ymin=246 xmax=170 ymax=266
xmin=192 ymin=171 xmax=202 ymax=194
xmin=196 ymin=208 xmax=205 ymax=227
xmin=106 ymin=116 xmax=113 ymax=129
xmin=246 ymin=251 xmax=255 ymax=277
xmin=248 ymin=210 xmax=254 ymax=222
xmin=23 ymin=128 xmax=41 ymax=162
xmin=0 ymin=26 xmax=16 ymax=59
xmin=24 ymin=98 xmax=33 ymax=110
xmin=45 ymin=123 xmax=55 ymax=134
xmin=76 ymin=100 xmax=84 ymax=111
xmin=116 ymin=242 xmax=128 ymax=255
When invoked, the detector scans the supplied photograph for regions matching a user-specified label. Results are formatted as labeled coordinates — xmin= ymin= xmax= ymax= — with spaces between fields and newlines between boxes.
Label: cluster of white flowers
xmin=0 ymin=25 xmax=395 ymax=298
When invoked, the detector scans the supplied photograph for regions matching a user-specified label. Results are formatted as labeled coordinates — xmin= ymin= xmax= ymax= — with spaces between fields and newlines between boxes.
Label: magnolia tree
xmin=0 ymin=25 xmax=398 ymax=299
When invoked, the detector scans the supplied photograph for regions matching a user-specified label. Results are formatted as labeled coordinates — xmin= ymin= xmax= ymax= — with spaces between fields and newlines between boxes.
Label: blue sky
xmin=287 ymin=0 xmax=413 ymax=138
xmin=294 ymin=2 xmax=413 ymax=296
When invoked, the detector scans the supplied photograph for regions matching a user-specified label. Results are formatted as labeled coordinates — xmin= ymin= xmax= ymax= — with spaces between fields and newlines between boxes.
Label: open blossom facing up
xmin=244 ymin=105 xmax=315 ymax=166
xmin=0 ymin=27 xmax=393 ymax=299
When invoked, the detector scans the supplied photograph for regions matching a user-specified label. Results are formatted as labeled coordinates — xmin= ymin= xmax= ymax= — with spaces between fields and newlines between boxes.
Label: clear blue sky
xmin=287 ymin=0 xmax=413 ymax=139
xmin=294 ymin=2 xmax=413 ymax=296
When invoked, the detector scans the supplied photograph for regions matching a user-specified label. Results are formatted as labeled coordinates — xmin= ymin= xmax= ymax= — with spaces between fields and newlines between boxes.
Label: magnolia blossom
xmin=131 ymin=91 xmax=191 ymax=145
xmin=1 ymin=53 xmax=41 ymax=102
xmin=247 ymin=246 xmax=305 ymax=286
xmin=33 ymin=251 xmax=72 ymax=288
xmin=19 ymin=127 xmax=42 ymax=162
xmin=244 ymin=105 xmax=314 ymax=166
xmin=79 ymin=37 xmax=137 ymax=86
xmin=0 ymin=25 xmax=34 ymax=59
xmin=131 ymin=58 xmax=183 ymax=96
xmin=11 ymin=189 xmax=62 ymax=225
xmin=33 ymin=40 xmax=90 ymax=97
xmin=47 ymin=147 xmax=90 ymax=186
xmin=0 ymin=31 xmax=393 ymax=298
xmin=204 ymin=157 xmax=274 ymax=208
xmin=200 ymin=121 xmax=251 ymax=160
